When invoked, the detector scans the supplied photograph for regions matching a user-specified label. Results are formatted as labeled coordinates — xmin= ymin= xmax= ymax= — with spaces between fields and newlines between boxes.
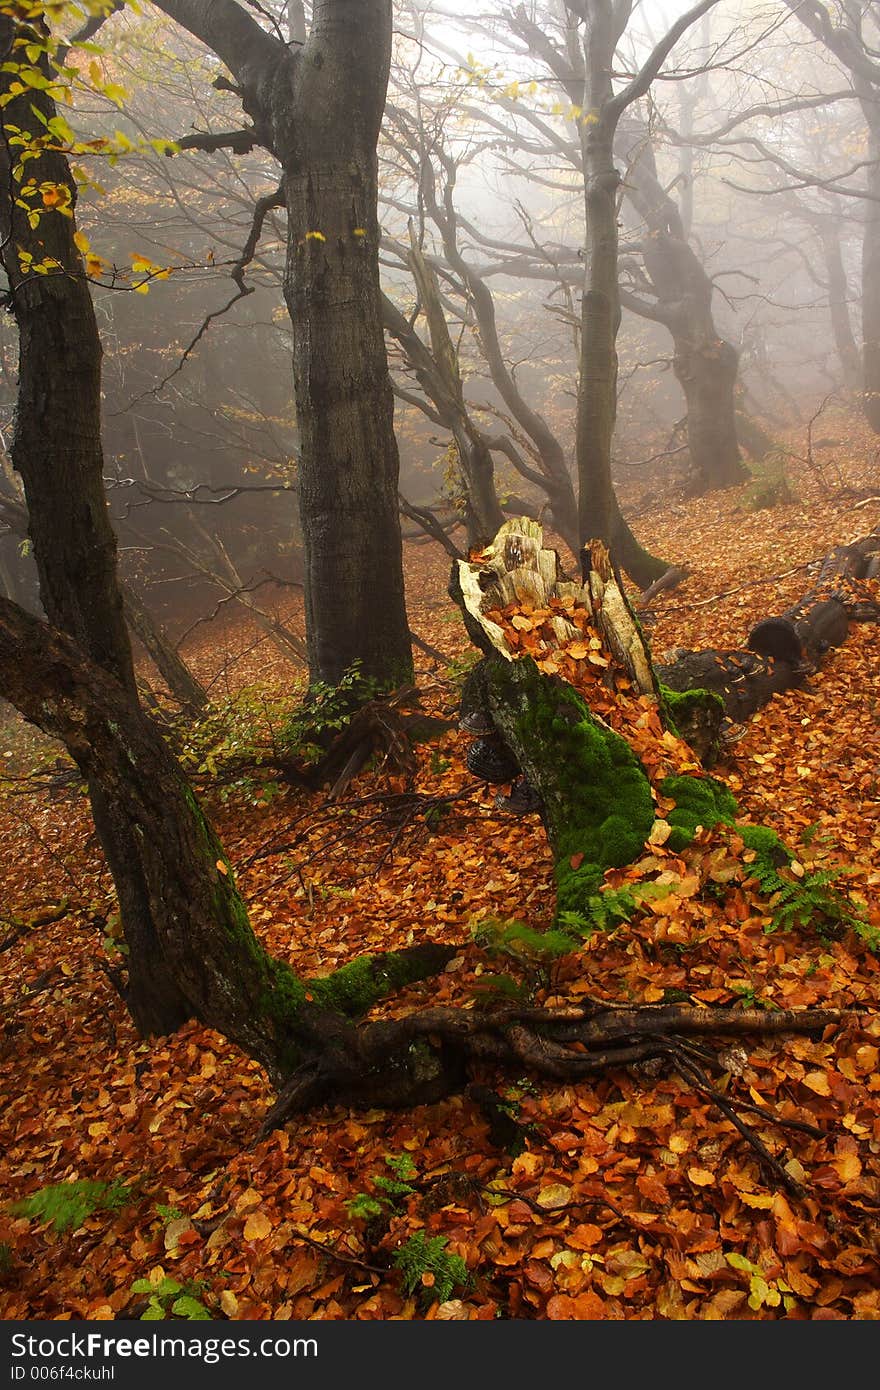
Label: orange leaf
xmin=243 ymin=1210 xmax=272 ymax=1242
xmin=802 ymin=1071 xmax=832 ymax=1097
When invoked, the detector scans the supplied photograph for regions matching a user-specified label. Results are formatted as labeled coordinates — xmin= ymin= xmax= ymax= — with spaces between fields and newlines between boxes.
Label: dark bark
xmin=275 ymin=1 xmax=412 ymax=687
xmin=674 ymin=334 xmax=746 ymax=490
xmin=0 ymin=597 xmax=455 ymax=1078
xmin=658 ymin=647 xmax=799 ymax=723
xmin=120 ymin=581 xmax=208 ymax=716
xmin=154 ymin=0 xmax=413 ymax=689
xmin=0 ymin=17 xmax=197 ymax=1029
xmin=863 ymin=150 xmax=880 ymax=431
xmin=0 ymin=32 xmax=132 ymax=693
xmin=821 ymin=229 xmax=861 ymax=391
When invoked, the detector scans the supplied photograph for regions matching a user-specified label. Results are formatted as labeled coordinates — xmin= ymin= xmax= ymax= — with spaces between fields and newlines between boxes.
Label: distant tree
xmin=148 ymin=0 xmax=413 ymax=687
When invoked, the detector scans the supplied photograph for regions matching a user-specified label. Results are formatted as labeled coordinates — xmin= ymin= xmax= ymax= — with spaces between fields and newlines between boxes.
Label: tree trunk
xmin=0 ymin=16 xmax=242 ymax=1031
xmin=674 ymin=334 xmax=747 ymax=490
xmin=121 ymin=581 xmax=208 ymax=717
xmin=617 ymin=118 xmax=746 ymax=493
xmin=276 ymin=0 xmax=412 ymax=688
xmin=821 ymin=229 xmax=861 ymax=391
xmin=576 ymin=58 xmax=666 ymax=582
xmin=577 ymin=120 xmax=620 ymax=551
xmin=863 ymin=131 xmax=880 ymax=432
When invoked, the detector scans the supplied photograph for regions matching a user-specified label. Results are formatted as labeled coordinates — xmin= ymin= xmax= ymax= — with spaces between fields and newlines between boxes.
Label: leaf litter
xmin=0 ymin=440 xmax=879 ymax=1321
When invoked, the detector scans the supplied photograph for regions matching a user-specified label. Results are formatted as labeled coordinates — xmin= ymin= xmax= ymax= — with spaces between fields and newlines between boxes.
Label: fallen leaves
xmin=2 ymin=458 xmax=880 ymax=1320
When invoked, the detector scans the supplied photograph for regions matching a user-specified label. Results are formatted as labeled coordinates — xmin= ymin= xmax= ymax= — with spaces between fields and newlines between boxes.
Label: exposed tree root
xmin=257 ymin=1000 xmax=846 ymax=1193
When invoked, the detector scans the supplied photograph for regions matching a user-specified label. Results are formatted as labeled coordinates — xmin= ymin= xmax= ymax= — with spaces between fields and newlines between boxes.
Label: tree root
xmin=256 ymin=999 xmax=846 ymax=1194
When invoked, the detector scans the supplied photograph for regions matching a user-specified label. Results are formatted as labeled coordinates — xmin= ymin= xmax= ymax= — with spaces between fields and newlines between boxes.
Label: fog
xmin=0 ymin=0 xmax=874 ymax=636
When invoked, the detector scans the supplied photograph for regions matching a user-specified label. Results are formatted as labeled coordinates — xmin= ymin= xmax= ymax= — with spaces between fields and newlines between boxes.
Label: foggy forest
xmin=0 ymin=0 xmax=878 ymax=1329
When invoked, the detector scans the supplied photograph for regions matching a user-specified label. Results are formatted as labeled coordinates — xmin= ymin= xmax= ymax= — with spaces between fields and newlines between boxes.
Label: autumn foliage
xmin=1 ymin=443 xmax=879 ymax=1321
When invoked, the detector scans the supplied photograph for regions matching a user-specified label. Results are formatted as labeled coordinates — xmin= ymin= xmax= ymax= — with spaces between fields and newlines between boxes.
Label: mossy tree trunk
xmin=0 ymin=16 xmax=194 ymax=1032
xmin=485 ymin=655 xmax=655 ymax=916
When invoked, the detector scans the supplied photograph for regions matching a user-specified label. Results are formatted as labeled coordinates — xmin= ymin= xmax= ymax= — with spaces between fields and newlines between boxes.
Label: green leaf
xmin=171 ymin=1295 xmax=212 ymax=1320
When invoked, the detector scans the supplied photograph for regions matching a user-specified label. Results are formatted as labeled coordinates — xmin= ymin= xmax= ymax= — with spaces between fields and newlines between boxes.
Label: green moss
xmin=310 ymin=952 xmax=416 ymax=1017
xmin=658 ymin=684 xmax=725 ymax=765
xmin=659 ymin=773 xmax=738 ymax=851
xmin=738 ymin=824 xmax=791 ymax=864
xmin=484 ymin=658 xmax=655 ymax=920
xmin=307 ymin=947 xmax=455 ymax=1019
xmin=660 ymin=684 xmax=724 ymax=733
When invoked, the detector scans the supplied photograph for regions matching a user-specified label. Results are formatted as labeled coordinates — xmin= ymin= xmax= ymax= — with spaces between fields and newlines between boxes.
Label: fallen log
xmin=657 ymin=647 xmax=798 ymax=724
xmin=647 ymin=528 xmax=880 ymax=755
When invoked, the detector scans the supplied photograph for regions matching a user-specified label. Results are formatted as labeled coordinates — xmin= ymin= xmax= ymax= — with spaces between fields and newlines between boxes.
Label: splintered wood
xmin=457 ymin=520 xmax=700 ymax=783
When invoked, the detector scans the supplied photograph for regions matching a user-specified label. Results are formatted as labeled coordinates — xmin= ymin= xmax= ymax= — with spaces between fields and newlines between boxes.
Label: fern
xmin=740 ymin=826 xmax=877 ymax=946
xmin=393 ymin=1231 xmax=468 ymax=1306
xmin=472 ymin=916 xmax=579 ymax=962
xmin=10 ymin=1179 xmax=132 ymax=1234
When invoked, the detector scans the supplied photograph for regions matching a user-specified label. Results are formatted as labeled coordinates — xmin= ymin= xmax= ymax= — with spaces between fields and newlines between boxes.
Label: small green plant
xmin=129 ymin=1275 xmax=212 ymax=1321
xmin=393 ymin=1231 xmax=469 ymax=1307
xmin=472 ymin=916 xmax=580 ymax=963
xmin=744 ymin=455 xmax=794 ymax=511
xmin=0 ymin=1241 xmax=14 ymax=1278
xmin=155 ymin=1203 xmax=185 ymax=1223
xmin=429 ymin=749 xmax=451 ymax=776
xmin=101 ymin=909 xmax=128 ymax=959
xmin=281 ymin=661 xmax=381 ymax=763
xmin=740 ymin=826 xmax=877 ymax=946
xmin=374 ymin=1153 xmax=418 ymax=1202
xmin=345 ymin=1193 xmax=385 ymax=1222
xmin=346 ymin=1153 xmax=418 ymax=1222
xmin=176 ymin=684 xmax=291 ymax=783
xmin=444 ymin=651 xmax=479 ymax=685
xmin=10 ymin=1179 xmax=133 ymax=1234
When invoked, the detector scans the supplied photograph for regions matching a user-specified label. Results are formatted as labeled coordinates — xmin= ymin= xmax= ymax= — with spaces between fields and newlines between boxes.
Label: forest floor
xmin=1 ymin=415 xmax=879 ymax=1320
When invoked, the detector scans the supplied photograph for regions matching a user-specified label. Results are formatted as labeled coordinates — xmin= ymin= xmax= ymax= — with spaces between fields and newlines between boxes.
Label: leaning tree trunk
xmin=0 ymin=598 xmax=457 ymax=1082
xmin=277 ymin=0 xmax=412 ymax=688
xmin=120 ymin=581 xmax=208 ymax=717
xmin=0 ymin=17 xmax=206 ymax=1029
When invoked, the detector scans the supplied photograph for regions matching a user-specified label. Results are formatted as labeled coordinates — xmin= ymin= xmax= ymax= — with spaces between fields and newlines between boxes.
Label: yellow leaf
xmin=802 ymin=1070 xmax=831 ymax=1097
xmin=687 ymin=1167 xmax=715 ymax=1186
xmin=648 ymin=820 xmax=672 ymax=846
xmin=216 ymin=859 xmax=229 ymax=876
xmin=243 ymin=1210 xmax=272 ymax=1242
xmin=536 ymin=1183 xmax=571 ymax=1210
xmin=73 ymin=229 xmax=90 ymax=254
